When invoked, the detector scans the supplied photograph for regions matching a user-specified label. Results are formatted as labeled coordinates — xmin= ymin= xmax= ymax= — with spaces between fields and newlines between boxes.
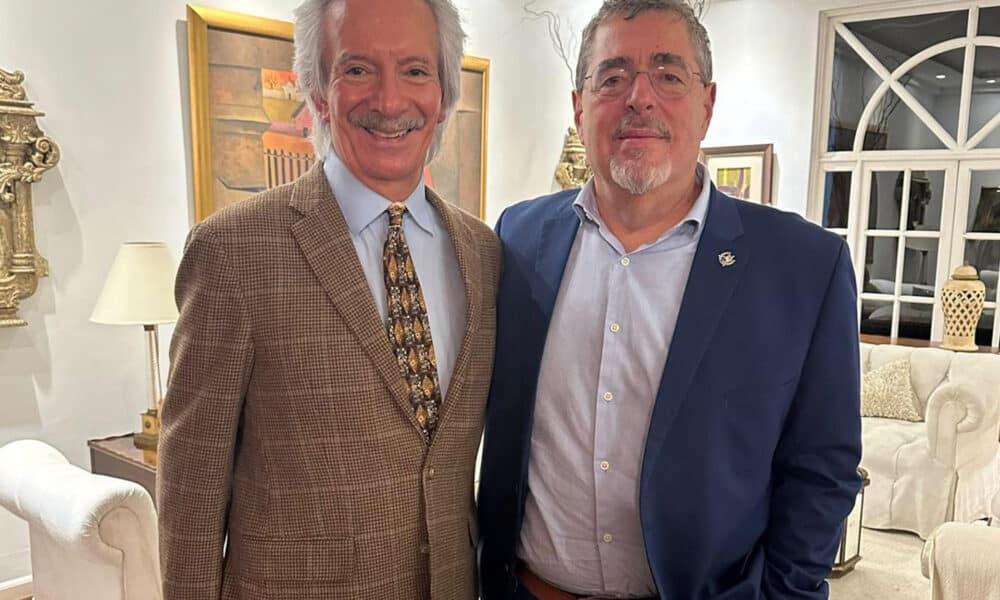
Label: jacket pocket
xmin=238 ymin=536 xmax=355 ymax=583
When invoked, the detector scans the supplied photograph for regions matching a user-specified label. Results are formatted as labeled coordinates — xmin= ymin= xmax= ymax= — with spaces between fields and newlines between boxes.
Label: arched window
xmin=809 ymin=2 xmax=1000 ymax=350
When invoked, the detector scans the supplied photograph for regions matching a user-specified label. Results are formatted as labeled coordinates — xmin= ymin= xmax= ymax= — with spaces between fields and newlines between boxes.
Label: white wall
xmin=0 ymin=0 xmax=889 ymax=585
xmin=701 ymin=0 xmax=897 ymax=215
xmin=0 ymin=0 xmax=606 ymax=583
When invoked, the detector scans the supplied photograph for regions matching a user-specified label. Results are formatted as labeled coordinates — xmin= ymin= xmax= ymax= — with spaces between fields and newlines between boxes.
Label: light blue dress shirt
xmin=322 ymin=153 xmax=466 ymax=399
xmin=517 ymin=167 xmax=711 ymax=597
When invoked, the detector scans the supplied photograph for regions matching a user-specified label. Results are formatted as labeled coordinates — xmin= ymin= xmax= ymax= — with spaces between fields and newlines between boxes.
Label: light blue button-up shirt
xmin=323 ymin=153 xmax=465 ymax=399
xmin=518 ymin=167 xmax=711 ymax=597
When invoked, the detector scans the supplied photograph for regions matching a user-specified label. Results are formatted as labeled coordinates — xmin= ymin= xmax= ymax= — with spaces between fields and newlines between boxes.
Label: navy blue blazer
xmin=478 ymin=186 xmax=863 ymax=600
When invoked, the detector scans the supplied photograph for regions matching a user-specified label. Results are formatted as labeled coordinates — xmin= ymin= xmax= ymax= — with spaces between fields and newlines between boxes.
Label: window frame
xmin=808 ymin=0 xmax=1000 ymax=349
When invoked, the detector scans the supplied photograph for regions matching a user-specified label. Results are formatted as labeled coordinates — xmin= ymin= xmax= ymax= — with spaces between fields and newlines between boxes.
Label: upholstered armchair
xmin=0 ymin=439 xmax=161 ymax=600
xmin=860 ymin=343 xmax=1000 ymax=539
xmin=921 ymin=491 xmax=1000 ymax=600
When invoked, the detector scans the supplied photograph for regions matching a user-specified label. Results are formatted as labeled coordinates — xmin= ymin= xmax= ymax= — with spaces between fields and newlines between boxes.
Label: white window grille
xmin=808 ymin=1 xmax=1000 ymax=350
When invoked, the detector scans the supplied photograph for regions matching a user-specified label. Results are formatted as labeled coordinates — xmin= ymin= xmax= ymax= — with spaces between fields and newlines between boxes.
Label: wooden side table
xmin=87 ymin=434 xmax=158 ymax=506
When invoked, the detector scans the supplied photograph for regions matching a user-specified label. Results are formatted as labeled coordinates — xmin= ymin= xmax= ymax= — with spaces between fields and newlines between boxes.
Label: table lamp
xmin=91 ymin=241 xmax=179 ymax=452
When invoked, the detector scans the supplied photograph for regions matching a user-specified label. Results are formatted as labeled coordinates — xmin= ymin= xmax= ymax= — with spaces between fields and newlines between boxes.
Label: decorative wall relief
xmin=554 ymin=127 xmax=592 ymax=189
xmin=0 ymin=68 xmax=60 ymax=327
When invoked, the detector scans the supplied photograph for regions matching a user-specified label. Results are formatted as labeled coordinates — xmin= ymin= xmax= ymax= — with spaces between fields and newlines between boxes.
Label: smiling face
xmin=574 ymin=10 xmax=715 ymax=197
xmin=312 ymin=0 xmax=445 ymax=200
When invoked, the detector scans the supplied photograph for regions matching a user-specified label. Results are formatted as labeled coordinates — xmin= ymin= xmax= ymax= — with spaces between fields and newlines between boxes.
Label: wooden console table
xmin=87 ymin=434 xmax=157 ymax=506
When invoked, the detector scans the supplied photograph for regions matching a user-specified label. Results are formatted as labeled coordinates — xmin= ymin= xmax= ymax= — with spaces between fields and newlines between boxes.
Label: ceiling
xmin=843 ymin=7 xmax=1000 ymax=91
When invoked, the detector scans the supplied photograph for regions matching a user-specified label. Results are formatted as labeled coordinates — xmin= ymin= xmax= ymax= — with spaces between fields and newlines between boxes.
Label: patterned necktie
xmin=383 ymin=202 xmax=442 ymax=442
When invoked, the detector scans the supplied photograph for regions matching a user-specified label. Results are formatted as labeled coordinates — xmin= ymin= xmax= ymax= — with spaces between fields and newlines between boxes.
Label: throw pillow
xmin=862 ymin=358 xmax=923 ymax=422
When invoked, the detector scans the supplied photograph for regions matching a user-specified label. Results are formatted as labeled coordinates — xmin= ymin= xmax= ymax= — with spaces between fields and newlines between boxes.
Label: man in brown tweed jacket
xmin=157 ymin=0 xmax=500 ymax=598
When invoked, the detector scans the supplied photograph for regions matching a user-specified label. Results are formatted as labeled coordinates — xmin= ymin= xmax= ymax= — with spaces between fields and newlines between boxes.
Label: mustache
xmin=349 ymin=112 xmax=425 ymax=133
xmin=615 ymin=117 xmax=672 ymax=140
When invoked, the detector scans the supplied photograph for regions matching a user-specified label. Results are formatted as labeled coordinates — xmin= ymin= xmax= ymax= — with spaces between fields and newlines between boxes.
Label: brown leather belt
xmin=516 ymin=561 xmax=658 ymax=600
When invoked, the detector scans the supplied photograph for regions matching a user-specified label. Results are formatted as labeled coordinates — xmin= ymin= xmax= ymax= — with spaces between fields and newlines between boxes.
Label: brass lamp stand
xmin=134 ymin=324 xmax=165 ymax=451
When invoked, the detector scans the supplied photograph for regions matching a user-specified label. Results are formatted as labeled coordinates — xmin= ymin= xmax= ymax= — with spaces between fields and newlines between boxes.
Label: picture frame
xmin=700 ymin=143 xmax=775 ymax=205
xmin=186 ymin=5 xmax=489 ymax=222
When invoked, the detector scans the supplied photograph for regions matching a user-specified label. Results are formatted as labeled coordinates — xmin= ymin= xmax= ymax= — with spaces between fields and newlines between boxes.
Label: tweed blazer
xmin=157 ymin=164 xmax=501 ymax=600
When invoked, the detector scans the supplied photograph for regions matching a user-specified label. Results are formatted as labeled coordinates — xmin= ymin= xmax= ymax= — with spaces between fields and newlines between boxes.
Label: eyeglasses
xmin=585 ymin=63 xmax=707 ymax=99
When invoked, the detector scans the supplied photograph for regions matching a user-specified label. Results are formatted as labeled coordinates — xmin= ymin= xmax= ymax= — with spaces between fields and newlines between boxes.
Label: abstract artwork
xmin=188 ymin=5 xmax=313 ymax=222
xmin=701 ymin=144 xmax=774 ymax=205
xmin=425 ymin=56 xmax=489 ymax=220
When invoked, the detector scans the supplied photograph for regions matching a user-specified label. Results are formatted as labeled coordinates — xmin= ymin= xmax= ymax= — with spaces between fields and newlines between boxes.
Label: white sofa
xmin=0 ymin=439 xmax=161 ymax=600
xmin=860 ymin=342 xmax=1000 ymax=539
xmin=920 ymin=491 xmax=1000 ymax=600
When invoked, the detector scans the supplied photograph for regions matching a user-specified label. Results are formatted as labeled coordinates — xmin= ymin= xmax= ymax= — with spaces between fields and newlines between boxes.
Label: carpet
xmin=829 ymin=528 xmax=929 ymax=600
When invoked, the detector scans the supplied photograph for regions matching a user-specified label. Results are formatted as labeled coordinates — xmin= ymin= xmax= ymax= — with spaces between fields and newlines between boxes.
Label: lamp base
xmin=133 ymin=407 xmax=160 ymax=451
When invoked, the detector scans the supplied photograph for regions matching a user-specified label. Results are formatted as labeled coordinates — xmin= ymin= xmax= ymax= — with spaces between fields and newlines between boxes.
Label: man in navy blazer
xmin=477 ymin=1 xmax=863 ymax=598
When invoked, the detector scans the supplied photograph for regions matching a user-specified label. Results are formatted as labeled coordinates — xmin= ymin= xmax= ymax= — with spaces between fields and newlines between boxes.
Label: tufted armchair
xmin=860 ymin=343 xmax=1000 ymax=539
xmin=0 ymin=439 xmax=161 ymax=600
xmin=920 ymin=491 xmax=1000 ymax=600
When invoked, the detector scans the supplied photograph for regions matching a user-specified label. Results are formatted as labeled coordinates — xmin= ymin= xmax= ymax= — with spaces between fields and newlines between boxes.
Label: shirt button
xmin=603 ymin=533 xmax=614 ymax=543
xmin=610 ymin=322 xmax=621 ymax=333
xmin=600 ymin=460 xmax=610 ymax=471
xmin=603 ymin=391 xmax=614 ymax=402
xmin=419 ymin=544 xmax=430 ymax=554
xmin=620 ymin=256 xmax=631 ymax=266
xmin=427 ymin=467 xmax=435 ymax=479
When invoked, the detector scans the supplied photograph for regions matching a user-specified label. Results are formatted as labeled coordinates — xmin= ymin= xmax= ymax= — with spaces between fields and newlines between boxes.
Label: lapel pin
xmin=718 ymin=251 xmax=736 ymax=267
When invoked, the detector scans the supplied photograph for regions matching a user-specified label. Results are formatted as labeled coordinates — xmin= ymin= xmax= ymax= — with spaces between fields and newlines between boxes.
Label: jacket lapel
xmin=515 ymin=200 xmax=581 ymax=441
xmin=532 ymin=201 xmax=581 ymax=324
xmin=425 ymin=191 xmax=482 ymax=442
xmin=642 ymin=189 xmax=748 ymax=484
xmin=288 ymin=165 xmax=418 ymax=432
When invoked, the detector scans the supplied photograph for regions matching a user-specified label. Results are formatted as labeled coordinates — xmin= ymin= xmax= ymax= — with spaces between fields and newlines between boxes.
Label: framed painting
xmin=700 ymin=144 xmax=774 ymax=205
xmin=187 ymin=5 xmax=489 ymax=222
xmin=425 ymin=56 xmax=489 ymax=220
xmin=187 ymin=5 xmax=310 ymax=222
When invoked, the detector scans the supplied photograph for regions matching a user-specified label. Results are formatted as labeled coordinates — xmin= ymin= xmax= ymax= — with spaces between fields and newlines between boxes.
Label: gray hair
xmin=575 ymin=0 xmax=713 ymax=92
xmin=293 ymin=0 xmax=466 ymax=161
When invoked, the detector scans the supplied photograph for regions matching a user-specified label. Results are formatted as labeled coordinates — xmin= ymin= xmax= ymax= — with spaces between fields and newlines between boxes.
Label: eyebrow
xmin=594 ymin=53 xmax=692 ymax=72
xmin=398 ymin=56 xmax=434 ymax=67
xmin=335 ymin=53 xmax=372 ymax=67
xmin=594 ymin=56 xmax=632 ymax=72
xmin=651 ymin=52 xmax=691 ymax=70
xmin=335 ymin=53 xmax=434 ymax=67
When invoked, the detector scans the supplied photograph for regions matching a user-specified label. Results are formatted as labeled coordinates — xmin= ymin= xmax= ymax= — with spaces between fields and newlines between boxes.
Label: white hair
xmin=293 ymin=0 xmax=466 ymax=161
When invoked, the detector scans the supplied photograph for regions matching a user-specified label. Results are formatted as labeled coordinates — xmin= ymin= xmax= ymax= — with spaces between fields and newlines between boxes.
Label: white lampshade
xmin=91 ymin=241 xmax=179 ymax=325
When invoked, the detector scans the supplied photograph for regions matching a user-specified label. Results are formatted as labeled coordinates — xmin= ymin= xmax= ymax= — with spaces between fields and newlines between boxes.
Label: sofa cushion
xmin=861 ymin=418 xmax=925 ymax=474
xmin=863 ymin=358 xmax=923 ymax=422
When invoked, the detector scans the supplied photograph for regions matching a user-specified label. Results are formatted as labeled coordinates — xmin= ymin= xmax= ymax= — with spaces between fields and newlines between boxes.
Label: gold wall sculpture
xmin=554 ymin=127 xmax=592 ymax=190
xmin=0 ymin=68 xmax=60 ymax=327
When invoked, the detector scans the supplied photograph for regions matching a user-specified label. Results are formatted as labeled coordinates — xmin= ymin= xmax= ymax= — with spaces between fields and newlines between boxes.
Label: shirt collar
xmin=323 ymin=150 xmax=435 ymax=237
xmin=572 ymin=162 xmax=711 ymax=240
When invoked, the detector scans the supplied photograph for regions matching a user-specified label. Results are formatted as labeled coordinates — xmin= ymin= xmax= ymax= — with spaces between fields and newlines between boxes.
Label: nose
xmin=625 ymin=71 xmax=656 ymax=113
xmin=372 ymin=73 xmax=407 ymax=116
